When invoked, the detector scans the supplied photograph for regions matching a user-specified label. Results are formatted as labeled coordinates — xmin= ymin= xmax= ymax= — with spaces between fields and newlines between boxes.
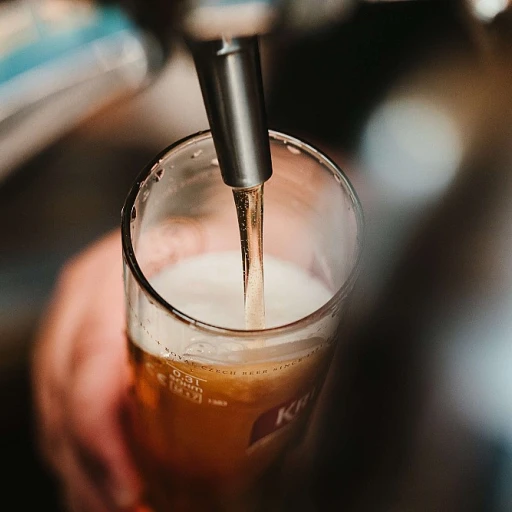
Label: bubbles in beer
xmin=149 ymin=251 xmax=332 ymax=332
xmin=185 ymin=342 xmax=216 ymax=356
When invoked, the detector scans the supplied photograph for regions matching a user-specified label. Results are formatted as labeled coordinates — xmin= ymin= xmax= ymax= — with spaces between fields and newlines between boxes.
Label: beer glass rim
xmin=121 ymin=129 xmax=364 ymax=338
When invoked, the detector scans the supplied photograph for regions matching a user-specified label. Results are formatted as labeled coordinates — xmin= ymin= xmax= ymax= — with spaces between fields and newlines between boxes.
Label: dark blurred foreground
xmin=3 ymin=1 xmax=512 ymax=510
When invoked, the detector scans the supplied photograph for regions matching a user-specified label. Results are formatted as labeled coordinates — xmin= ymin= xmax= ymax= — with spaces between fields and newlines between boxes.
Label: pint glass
xmin=121 ymin=130 xmax=363 ymax=511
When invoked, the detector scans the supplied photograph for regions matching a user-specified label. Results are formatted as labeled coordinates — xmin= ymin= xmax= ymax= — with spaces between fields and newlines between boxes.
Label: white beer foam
xmin=149 ymin=251 xmax=332 ymax=330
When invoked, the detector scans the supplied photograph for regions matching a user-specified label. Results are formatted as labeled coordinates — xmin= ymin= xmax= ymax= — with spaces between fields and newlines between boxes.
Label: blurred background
xmin=3 ymin=0 xmax=512 ymax=510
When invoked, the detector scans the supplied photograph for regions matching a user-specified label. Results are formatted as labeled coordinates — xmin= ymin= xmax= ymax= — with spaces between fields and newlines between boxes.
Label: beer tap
xmin=179 ymin=0 xmax=499 ymax=190
xmin=187 ymin=35 xmax=273 ymax=189
xmin=181 ymin=0 xmax=281 ymax=190
xmin=179 ymin=0 xmax=359 ymax=189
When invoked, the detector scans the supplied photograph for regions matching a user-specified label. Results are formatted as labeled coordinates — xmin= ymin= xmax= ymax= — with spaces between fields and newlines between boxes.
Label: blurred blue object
xmin=0 ymin=0 xmax=162 ymax=181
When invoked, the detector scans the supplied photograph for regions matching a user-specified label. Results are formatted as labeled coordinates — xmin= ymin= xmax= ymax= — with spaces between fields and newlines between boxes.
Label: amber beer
xmin=127 ymin=336 xmax=334 ymax=511
xmin=121 ymin=131 xmax=363 ymax=512
xmin=125 ymin=248 xmax=338 ymax=511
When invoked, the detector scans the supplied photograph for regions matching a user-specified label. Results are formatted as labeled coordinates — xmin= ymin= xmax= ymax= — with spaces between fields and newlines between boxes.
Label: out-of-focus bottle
xmin=0 ymin=0 xmax=165 ymax=182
